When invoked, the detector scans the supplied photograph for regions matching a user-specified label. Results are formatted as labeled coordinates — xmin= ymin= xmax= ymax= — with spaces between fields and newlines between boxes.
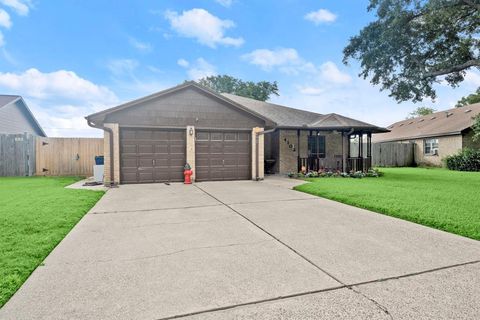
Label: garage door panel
xmin=195 ymin=130 xmax=251 ymax=181
xmin=122 ymin=144 xmax=137 ymax=154
xmin=120 ymin=129 xmax=186 ymax=184
xmin=138 ymin=144 xmax=154 ymax=154
xmin=121 ymin=158 xmax=137 ymax=168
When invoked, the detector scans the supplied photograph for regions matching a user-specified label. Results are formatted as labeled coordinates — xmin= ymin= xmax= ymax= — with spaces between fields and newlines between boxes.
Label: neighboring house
xmin=372 ymin=103 xmax=480 ymax=166
xmin=86 ymin=82 xmax=387 ymax=185
xmin=0 ymin=95 xmax=46 ymax=136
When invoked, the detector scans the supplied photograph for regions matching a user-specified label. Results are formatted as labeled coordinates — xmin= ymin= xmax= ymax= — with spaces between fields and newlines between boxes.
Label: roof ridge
xmin=221 ymin=92 xmax=323 ymax=117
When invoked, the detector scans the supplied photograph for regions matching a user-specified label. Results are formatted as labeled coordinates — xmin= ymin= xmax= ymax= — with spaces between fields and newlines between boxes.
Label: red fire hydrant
xmin=183 ymin=163 xmax=193 ymax=184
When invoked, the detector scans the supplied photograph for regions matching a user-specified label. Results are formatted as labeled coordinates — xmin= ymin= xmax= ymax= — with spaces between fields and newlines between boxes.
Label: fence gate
xmin=0 ymin=133 xmax=36 ymax=176
xmin=372 ymin=142 xmax=415 ymax=167
xmin=36 ymin=137 xmax=103 ymax=176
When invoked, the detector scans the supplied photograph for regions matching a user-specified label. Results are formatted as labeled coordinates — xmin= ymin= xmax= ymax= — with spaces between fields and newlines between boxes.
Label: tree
xmin=343 ymin=0 xmax=480 ymax=103
xmin=473 ymin=114 xmax=480 ymax=142
xmin=456 ymin=87 xmax=480 ymax=107
xmin=198 ymin=75 xmax=279 ymax=101
xmin=407 ymin=106 xmax=436 ymax=118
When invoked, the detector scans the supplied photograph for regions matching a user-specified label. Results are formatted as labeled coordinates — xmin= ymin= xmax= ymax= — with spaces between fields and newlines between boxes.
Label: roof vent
xmin=418 ymin=119 xmax=424 ymax=122
xmin=465 ymin=109 xmax=472 ymax=113
xmin=430 ymin=116 xmax=436 ymax=120
xmin=446 ymin=112 xmax=453 ymax=118
xmin=408 ymin=121 xmax=414 ymax=125
xmin=399 ymin=123 xmax=404 ymax=127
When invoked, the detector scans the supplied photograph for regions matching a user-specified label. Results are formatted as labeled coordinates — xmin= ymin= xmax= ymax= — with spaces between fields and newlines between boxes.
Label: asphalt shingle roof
xmin=372 ymin=102 xmax=480 ymax=142
xmin=222 ymin=92 xmax=386 ymax=131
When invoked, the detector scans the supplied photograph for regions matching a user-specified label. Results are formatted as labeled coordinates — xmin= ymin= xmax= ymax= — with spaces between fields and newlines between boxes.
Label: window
xmin=308 ymin=135 xmax=325 ymax=158
xmin=424 ymin=138 xmax=439 ymax=155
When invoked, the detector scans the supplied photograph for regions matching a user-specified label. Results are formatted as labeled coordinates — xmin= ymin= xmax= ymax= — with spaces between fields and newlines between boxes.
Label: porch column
xmin=103 ymin=123 xmax=120 ymax=185
xmin=186 ymin=126 xmax=195 ymax=181
xmin=342 ymin=132 xmax=348 ymax=172
xmin=251 ymin=127 xmax=264 ymax=180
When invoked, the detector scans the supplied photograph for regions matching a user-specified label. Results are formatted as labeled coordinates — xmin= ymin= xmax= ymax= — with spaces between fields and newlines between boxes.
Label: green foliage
xmin=407 ymin=106 xmax=436 ymax=119
xmin=472 ymin=113 xmax=480 ymax=142
xmin=295 ymin=168 xmax=480 ymax=240
xmin=0 ymin=177 xmax=104 ymax=307
xmin=456 ymin=87 xmax=480 ymax=107
xmin=343 ymin=0 xmax=480 ymax=102
xmin=198 ymin=74 xmax=279 ymax=101
xmin=444 ymin=148 xmax=480 ymax=171
xmin=288 ymin=169 xmax=382 ymax=179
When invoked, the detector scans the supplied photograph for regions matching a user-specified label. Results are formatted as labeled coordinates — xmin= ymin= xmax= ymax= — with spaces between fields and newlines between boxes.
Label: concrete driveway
xmin=1 ymin=178 xmax=479 ymax=319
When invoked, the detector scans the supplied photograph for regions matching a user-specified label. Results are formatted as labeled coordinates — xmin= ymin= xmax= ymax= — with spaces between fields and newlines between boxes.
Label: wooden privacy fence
xmin=36 ymin=137 xmax=103 ymax=176
xmin=0 ymin=133 xmax=36 ymax=176
xmin=372 ymin=142 xmax=415 ymax=167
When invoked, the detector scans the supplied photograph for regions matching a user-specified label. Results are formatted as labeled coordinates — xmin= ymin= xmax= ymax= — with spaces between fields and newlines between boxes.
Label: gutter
xmin=86 ymin=119 xmax=116 ymax=187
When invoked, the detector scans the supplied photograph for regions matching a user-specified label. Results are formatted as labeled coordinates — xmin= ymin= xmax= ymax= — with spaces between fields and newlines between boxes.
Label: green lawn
xmin=295 ymin=168 xmax=480 ymax=241
xmin=0 ymin=177 xmax=104 ymax=308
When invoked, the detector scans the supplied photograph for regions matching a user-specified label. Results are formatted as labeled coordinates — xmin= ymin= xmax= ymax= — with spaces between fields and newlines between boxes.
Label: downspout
xmin=87 ymin=119 xmax=116 ymax=187
xmin=254 ymin=128 xmax=276 ymax=181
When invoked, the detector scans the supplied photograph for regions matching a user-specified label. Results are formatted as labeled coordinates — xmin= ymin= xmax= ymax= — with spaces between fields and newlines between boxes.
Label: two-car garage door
xmin=120 ymin=128 xmax=251 ymax=184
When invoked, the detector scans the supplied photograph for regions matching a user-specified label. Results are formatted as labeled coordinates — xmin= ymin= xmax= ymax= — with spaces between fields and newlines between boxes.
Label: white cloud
xmin=0 ymin=0 xmax=30 ymax=16
xmin=0 ymin=9 xmax=12 ymax=28
xmin=164 ymin=8 xmax=244 ymax=48
xmin=0 ymin=31 xmax=4 ymax=47
xmin=178 ymin=58 xmax=216 ymax=80
xmin=215 ymin=0 xmax=233 ymax=7
xmin=177 ymin=58 xmax=189 ymax=68
xmin=128 ymin=37 xmax=152 ymax=53
xmin=465 ymin=70 xmax=480 ymax=87
xmin=241 ymin=48 xmax=303 ymax=71
xmin=0 ymin=68 xmax=119 ymax=137
xmin=107 ymin=59 xmax=139 ymax=76
xmin=298 ymin=86 xmax=325 ymax=95
xmin=304 ymin=9 xmax=337 ymax=25
xmin=319 ymin=61 xmax=351 ymax=84
xmin=0 ymin=68 xmax=118 ymax=103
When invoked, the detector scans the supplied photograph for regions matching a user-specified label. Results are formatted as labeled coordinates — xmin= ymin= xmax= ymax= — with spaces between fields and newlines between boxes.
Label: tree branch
xmin=423 ymin=59 xmax=480 ymax=78
xmin=461 ymin=0 xmax=480 ymax=11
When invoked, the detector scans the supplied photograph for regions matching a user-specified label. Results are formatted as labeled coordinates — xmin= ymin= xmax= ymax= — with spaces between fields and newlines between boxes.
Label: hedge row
xmin=444 ymin=148 xmax=480 ymax=172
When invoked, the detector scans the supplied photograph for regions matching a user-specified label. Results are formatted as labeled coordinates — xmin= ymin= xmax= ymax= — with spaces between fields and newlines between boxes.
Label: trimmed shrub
xmin=444 ymin=148 xmax=480 ymax=172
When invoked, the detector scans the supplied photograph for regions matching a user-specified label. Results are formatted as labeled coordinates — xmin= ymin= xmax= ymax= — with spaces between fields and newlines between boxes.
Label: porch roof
xmin=222 ymin=93 xmax=388 ymax=133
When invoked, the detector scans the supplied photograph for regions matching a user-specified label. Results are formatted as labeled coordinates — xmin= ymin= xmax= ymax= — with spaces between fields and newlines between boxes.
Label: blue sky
xmin=0 ymin=0 xmax=479 ymax=137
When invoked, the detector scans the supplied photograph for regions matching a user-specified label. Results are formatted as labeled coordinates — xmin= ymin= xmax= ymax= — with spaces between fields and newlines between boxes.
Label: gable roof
xmin=86 ymin=82 xmax=387 ymax=132
xmin=223 ymin=93 xmax=387 ymax=132
xmin=372 ymin=103 xmax=480 ymax=142
xmin=86 ymin=81 xmax=275 ymax=127
xmin=0 ymin=95 xmax=20 ymax=107
xmin=0 ymin=95 xmax=47 ymax=137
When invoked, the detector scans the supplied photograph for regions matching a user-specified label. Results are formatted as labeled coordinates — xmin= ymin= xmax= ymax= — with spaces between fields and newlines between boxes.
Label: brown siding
xmin=104 ymin=87 xmax=265 ymax=129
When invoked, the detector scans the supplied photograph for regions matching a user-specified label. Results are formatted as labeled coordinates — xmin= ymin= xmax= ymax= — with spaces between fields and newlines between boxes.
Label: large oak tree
xmin=343 ymin=0 xmax=480 ymax=102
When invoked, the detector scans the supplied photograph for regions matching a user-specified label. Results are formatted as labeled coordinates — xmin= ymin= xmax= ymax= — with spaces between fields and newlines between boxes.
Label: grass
xmin=295 ymin=168 xmax=480 ymax=241
xmin=0 ymin=176 xmax=104 ymax=308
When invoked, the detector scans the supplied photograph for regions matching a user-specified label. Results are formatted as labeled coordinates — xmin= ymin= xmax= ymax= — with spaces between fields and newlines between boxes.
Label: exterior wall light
xmin=189 ymin=128 xmax=194 ymax=136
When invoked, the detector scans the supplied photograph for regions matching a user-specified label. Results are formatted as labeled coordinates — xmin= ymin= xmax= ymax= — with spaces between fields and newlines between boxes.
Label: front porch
xmin=264 ymin=129 xmax=373 ymax=174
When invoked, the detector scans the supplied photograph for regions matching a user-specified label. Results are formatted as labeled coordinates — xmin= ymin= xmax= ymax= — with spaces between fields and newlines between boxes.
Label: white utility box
xmin=93 ymin=165 xmax=104 ymax=183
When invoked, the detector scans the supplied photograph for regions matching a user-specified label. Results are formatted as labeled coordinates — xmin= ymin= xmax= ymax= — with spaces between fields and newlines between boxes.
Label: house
xmin=372 ymin=103 xmax=480 ymax=166
xmin=85 ymin=82 xmax=387 ymax=185
xmin=0 ymin=95 xmax=46 ymax=136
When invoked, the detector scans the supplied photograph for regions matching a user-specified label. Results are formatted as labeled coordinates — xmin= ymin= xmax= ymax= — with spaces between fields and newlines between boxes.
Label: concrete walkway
xmin=1 ymin=178 xmax=479 ymax=319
